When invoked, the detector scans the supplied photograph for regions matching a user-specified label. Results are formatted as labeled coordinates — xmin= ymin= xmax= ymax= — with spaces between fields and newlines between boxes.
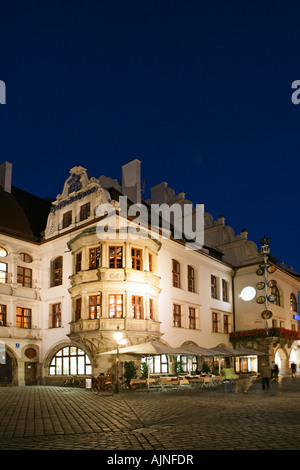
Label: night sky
xmin=1 ymin=1 xmax=300 ymax=270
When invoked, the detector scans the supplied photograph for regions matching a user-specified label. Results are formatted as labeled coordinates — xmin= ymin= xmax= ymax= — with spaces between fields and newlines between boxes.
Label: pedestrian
xmin=270 ymin=362 xmax=275 ymax=379
xmin=261 ymin=362 xmax=271 ymax=390
xmin=272 ymin=363 xmax=279 ymax=381
xmin=291 ymin=362 xmax=296 ymax=378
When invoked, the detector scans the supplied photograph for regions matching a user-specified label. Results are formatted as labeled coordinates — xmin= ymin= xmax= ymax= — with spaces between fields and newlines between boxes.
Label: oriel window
xmin=89 ymin=295 xmax=100 ymax=319
xmin=131 ymin=248 xmax=142 ymax=270
xmin=109 ymin=294 xmax=123 ymax=318
xmin=89 ymin=247 xmax=100 ymax=269
xmin=132 ymin=296 xmax=143 ymax=319
xmin=75 ymin=298 xmax=81 ymax=321
xmin=109 ymin=246 xmax=122 ymax=268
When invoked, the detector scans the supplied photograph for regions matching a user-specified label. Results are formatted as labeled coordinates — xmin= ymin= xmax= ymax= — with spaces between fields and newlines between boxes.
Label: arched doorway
xmin=0 ymin=343 xmax=17 ymax=385
xmin=289 ymin=340 xmax=300 ymax=374
xmin=275 ymin=348 xmax=289 ymax=375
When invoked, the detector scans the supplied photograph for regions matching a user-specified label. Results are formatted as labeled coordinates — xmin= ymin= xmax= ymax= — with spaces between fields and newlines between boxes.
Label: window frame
xmin=0 ymin=262 xmax=8 ymax=284
xmin=172 ymin=260 xmax=180 ymax=288
xmin=173 ymin=304 xmax=181 ymax=327
xmin=290 ymin=293 xmax=298 ymax=312
xmin=62 ymin=210 xmax=72 ymax=229
xmin=80 ymin=202 xmax=90 ymax=221
xmin=109 ymin=246 xmax=123 ymax=268
xmin=17 ymin=266 xmax=32 ymax=288
xmin=187 ymin=265 xmax=195 ymax=292
xmin=132 ymin=295 xmax=143 ymax=319
xmin=16 ymin=307 xmax=32 ymax=329
xmin=222 ymin=279 xmax=228 ymax=302
xmin=212 ymin=312 xmax=220 ymax=332
xmin=131 ymin=248 xmax=142 ymax=271
xmin=89 ymin=247 xmax=100 ymax=269
xmin=211 ymin=275 xmax=218 ymax=299
xmin=108 ymin=294 xmax=123 ymax=318
xmin=0 ymin=304 xmax=7 ymax=326
xmin=88 ymin=295 xmax=100 ymax=319
xmin=52 ymin=303 xmax=62 ymax=328
xmin=188 ymin=307 xmax=196 ymax=329
xmin=51 ymin=256 xmax=63 ymax=287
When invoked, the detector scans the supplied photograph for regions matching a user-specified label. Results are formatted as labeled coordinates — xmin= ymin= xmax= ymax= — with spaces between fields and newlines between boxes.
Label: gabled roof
xmin=0 ymin=185 xmax=52 ymax=242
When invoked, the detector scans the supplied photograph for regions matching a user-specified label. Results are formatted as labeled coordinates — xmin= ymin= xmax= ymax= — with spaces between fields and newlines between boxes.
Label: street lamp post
xmin=113 ymin=326 xmax=125 ymax=393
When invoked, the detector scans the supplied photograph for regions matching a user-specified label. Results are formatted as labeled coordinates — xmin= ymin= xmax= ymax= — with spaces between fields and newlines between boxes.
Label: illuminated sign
xmin=293 ymin=314 xmax=300 ymax=321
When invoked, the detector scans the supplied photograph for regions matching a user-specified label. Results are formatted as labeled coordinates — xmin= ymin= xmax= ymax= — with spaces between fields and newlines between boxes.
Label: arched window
xmin=20 ymin=253 xmax=32 ymax=263
xmin=49 ymin=346 xmax=92 ymax=376
xmin=51 ymin=256 xmax=63 ymax=287
xmin=172 ymin=260 xmax=180 ymax=288
xmin=271 ymin=286 xmax=281 ymax=306
xmin=0 ymin=247 xmax=8 ymax=257
xmin=290 ymin=293 xmax=298 ymax=312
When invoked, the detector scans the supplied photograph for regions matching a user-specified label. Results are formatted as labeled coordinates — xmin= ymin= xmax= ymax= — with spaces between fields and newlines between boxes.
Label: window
xmin=0 ymin=305 xmax=7 ymax=326
xmin=149 ymin=298 xmax=154 ymax=319
xmin=89 ymin=247 xmax=100 ymax=269
xmin=0 ymin=247 xmax=7 ymax=257
xmin=0 ymin=262 xmax=7 ymax=284
xmin=52 ymin=303 xmax=61 ymax=328
xmin=109 ymin=294 xmax=123 ymax=318
xmin=222 ymin=279 xmax=228 ymax=302
xmin=132 ymin=296 xmax=143 ymax=319
xmin=290 ymin=294 xmax=298 ymax=312
xmin=172 ymin=260 xmax=180 ymax=288
xmin=80 ymin=203 xmax=90 ymax=221
xmin=89 ymin=295 xmax=100 ymax=319
xmin=187 ymin=266 xmax=195 ymax=292
xmin=62 ymin=210 xmax=72 ymax=228
xmin=17 ymin=266 xmax=32 ymax=288
xmin=188 ymin=307 xmax=196 ymax=329
xmin=211 ymin=275 xmax=218 ymax=299
xmin=149 ymin=254 xmax=153 ymax=272
xmin=173 ymin=304 xmax=181 ymax=327
xmin=16 ymin=307 xmax=31 ymax=329
xmin=212 ymin=312 xmax=220 ymax=332
xmin=224 ymin=315 xmax=232 ymax=334
xmin=131 ymin=248 xmax=142 ymax=270
xmin=144 ymin=355 xmax=168 ymax=374
xmin=75 ymin=298 xmax=81 ymax=321
xmin=109 ymin=246 xmax=122 ymax=268
xmin=51 ymin=256 xmax=63 ymax=287
xmin=271 ymin=286 xmax=281 ymax=306
xmin=49 ymin=346 xmax=92 ymax=376
xmin=20 ymin=253 xmax=32 ymax=263
xmin=75 ymin=253 xmax=82 ymax=273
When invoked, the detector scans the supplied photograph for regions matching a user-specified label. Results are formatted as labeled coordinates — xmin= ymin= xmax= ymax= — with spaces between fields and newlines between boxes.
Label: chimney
xmin=122 ymin=159 xmax=141 ymax=204
xmin=0 ymin=161 xmax=13 ymax=193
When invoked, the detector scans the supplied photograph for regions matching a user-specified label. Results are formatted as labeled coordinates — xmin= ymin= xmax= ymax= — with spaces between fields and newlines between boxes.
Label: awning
xmin=100 ymin=341 xmax=193 ymax=357
xmin=178 ymin=343 xmax=227 ymax=357
xmin=213 ymin=345 xmax=267 ymax=357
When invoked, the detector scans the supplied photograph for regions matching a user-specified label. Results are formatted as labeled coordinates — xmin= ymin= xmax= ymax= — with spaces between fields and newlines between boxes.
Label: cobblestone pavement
xmin=0 ymin=378 xmax=300 ymax=451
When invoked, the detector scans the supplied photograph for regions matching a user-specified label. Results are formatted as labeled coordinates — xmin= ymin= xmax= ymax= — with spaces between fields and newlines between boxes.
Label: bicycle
xmin=64 ymin=376 xmax=83 ymax=387
xmin=92 ymin=372 xmax=115 ymax=395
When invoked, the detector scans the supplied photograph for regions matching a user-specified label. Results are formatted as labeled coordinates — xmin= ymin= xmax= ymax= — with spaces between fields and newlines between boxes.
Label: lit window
xmin=211 ymin=275 xmax=218 ymax=299
xmin=109 ymin=294 xmax=123 ymax=318
xmin=16 ymin=307 xmax=31 ymax=329
xmin=89 ymin=295 xmax=100 ymax=319
xmin=132 ymin=296 xmax=143 ymax=319
xmin=224 ymin=315 xmax=232 ymax=334
xmin=52 ymin=303 xmax=61 ymax=328
xmin=49 ymin=346 xmax=92 ymax=376
xmin=0 ymin=262 xmax=7 ymax=284
xmin=89 ymin=247 xmax=100 ymax=269
xmin=0 ymin=247 xmax=7 ymax=257
xmin=0 ymin=305 xmax=7 ymax=326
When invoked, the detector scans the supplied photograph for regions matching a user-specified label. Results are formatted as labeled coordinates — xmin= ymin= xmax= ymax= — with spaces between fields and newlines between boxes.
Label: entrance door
xmin=25 ymin=362 xmax=37 ymax=385
xmin=0 ymin=354 xmax=12 ymax=383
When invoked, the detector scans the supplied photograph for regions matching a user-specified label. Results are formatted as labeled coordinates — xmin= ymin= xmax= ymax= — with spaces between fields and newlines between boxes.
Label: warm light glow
xmin=113 ymin=330 xmax=123 ymax=342
xmin=241 ymin=286 xmax=256 ymax=301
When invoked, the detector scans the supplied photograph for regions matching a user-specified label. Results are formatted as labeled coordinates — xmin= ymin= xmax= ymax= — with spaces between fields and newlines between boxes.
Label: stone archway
xmin=289 ymin=340 xmax=300 ymax=374
xmin=0 ymin=343 xmax=18 ymax=385
xmin=275 ymin=348 xmax=289 ymax=375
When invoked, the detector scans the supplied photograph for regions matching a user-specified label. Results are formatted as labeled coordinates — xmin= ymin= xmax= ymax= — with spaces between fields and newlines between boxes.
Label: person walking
xmin=261 ymin=362 xmax=271 ymax=390
xmin=291 ymin=362 xmax=296 ymax=378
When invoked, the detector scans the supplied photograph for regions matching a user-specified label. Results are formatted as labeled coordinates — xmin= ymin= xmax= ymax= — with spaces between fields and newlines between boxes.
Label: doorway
xmin=25 ymin=362 xmax=37 ymax=385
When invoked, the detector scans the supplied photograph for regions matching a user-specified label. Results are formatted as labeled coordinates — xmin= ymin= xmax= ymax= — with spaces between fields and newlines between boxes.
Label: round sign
xmin=241 ymin=286 xmax=256 ymax=301
xmin=256 ymin=296 xmax=266 ymax=304
xmin=261 ymin=310 xmax=273 ymax=320
xmin=256 ymin=281 xmax=265 ymax=290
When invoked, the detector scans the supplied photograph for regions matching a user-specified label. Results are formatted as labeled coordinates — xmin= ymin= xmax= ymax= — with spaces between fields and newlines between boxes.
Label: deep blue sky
xmin=1 ymin=0 xmax=300 ymax=270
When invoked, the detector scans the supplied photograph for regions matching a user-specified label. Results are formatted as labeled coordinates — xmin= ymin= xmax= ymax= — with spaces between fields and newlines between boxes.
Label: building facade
xmin=0 ymin=159 xmax=299 ymax=386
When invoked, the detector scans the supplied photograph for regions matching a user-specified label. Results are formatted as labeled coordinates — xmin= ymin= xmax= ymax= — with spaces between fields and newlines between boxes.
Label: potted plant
xmin=124 ymin=361 xmax=138 ymax=385
xmin=141 ymin=362 xmax=149 ymax=379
